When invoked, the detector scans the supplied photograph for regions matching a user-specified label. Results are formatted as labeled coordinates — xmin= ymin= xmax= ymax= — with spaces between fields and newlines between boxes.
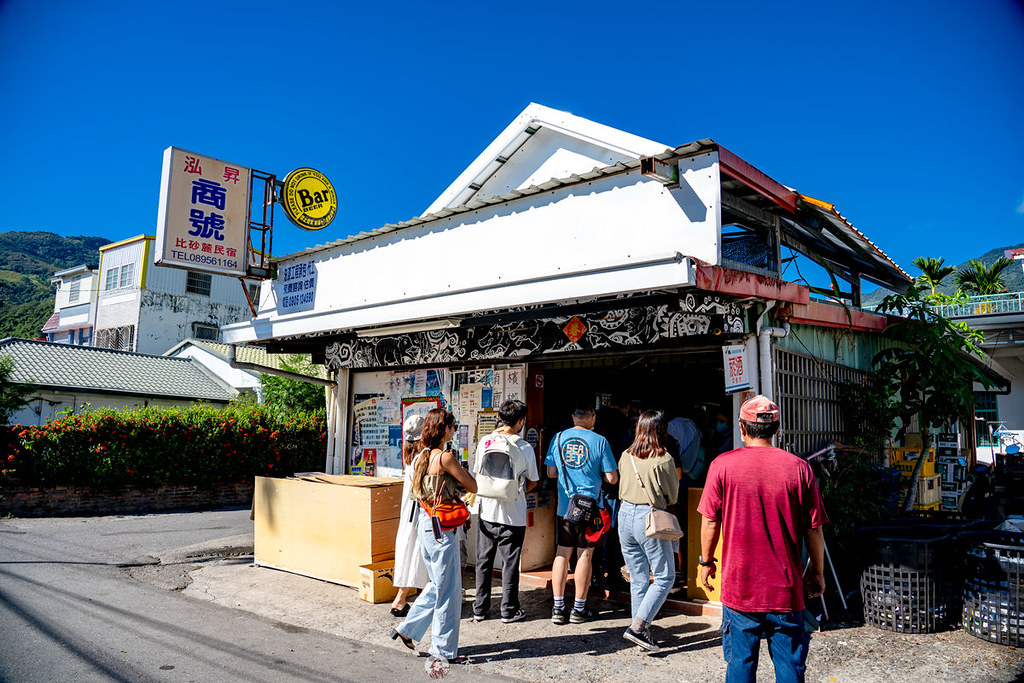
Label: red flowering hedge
xmin=3 ymin=403 xmax=326 ymax=488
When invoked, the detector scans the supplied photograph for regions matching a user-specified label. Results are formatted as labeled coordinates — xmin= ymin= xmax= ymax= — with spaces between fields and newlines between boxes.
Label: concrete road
xmin=0 ymin=509 xmax=507 ymax=682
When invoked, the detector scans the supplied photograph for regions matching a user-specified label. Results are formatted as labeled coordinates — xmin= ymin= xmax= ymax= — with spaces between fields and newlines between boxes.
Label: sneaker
xmin=623 ymin=626 xmax=660 ymax=653
xmin=501 ymin=609 xmax=527 ymax=624
xmin=569 ymin=606 xmax=595 ymax=623
xmin=472 ymin=613 xmax=487 ymax=622
xmin=551 ymin=606 xmax=568 ymax=625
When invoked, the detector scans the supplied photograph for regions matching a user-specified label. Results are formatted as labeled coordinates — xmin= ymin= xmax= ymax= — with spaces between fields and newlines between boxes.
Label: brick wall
xmin=0 ymin=482 xmax=254 ymax=517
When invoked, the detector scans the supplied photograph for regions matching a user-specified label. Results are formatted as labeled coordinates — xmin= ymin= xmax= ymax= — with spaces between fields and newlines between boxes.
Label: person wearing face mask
xmin=709 ymin=412 xmax=734 ymax=456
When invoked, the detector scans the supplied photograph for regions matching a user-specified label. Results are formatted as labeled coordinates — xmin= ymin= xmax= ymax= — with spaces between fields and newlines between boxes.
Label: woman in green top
xmin=617 ymin=410 xmax=679 ymax=653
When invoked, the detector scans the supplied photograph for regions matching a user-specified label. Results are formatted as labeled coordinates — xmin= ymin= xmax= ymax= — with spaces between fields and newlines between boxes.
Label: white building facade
xmin=42 ymin=264 xmax=99 ymax=345
xmin=93 ymin=235 xmax=256 ymax=355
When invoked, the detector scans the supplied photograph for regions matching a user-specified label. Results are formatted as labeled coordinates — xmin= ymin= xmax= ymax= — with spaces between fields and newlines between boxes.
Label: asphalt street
xmin=0 ymin=509 xmax=505 ymax=682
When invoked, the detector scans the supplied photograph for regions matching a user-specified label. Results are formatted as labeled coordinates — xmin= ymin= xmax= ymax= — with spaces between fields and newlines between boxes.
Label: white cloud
xmin=1018 ymin=195 xmax=1024 ymax=214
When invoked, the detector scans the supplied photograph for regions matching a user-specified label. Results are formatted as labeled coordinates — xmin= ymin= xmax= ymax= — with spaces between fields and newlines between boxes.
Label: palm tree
xmin=955 ymin=257 xmax=1015 ymax=296
xmin=912 ymin=256 xmax=956 ymax=296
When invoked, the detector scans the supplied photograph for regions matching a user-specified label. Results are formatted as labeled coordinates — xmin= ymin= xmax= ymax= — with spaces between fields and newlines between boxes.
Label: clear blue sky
xmin=2 ymin=0 xmax=1022 ymax=286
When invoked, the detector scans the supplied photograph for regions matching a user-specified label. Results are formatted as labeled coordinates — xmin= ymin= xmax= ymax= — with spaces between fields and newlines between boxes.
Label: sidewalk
xmin=165 ymin=537 xmax=1024 ymax=683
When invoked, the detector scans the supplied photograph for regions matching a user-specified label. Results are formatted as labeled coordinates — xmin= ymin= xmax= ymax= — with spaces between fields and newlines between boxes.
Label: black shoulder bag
xmin=557 ymin=433 xmax=599 ymax=525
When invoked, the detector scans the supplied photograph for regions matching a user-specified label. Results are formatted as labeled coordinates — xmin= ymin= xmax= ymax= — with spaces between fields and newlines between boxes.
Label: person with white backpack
xmin=471 ymin=399 xmax=539 ymax=624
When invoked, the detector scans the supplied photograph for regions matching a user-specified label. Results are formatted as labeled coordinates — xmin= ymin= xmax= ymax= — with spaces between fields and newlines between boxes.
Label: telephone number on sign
xmin=170 ymin=250 xmax=239 ymax=269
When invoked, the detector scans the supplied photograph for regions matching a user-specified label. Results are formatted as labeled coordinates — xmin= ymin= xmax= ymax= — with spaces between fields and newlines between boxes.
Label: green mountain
xmin=862 ymin=243 xmax=1024 ymax=306
xmin=0 ymin=231 xmax=111 ymax=339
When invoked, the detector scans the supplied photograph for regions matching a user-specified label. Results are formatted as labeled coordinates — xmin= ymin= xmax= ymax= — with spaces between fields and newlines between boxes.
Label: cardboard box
xmin=254 ymin=475 xmax=403 ymax=588
xmin=522 ymin=490 xmax=556 ymax=571
xmin=359 ymin=560 xmax=399 ymax=603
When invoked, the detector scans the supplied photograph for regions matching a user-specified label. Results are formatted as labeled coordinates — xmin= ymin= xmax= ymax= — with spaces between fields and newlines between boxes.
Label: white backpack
xmin=473 ymin=432 xmax=528 ymax=502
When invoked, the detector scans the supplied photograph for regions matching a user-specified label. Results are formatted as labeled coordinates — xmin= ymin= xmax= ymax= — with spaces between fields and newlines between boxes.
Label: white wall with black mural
xmin=324 ymin=292 xmax=744 ymax=371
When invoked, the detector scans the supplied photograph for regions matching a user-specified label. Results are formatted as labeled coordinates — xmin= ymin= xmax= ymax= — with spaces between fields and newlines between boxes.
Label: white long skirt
xmin=392 ymin=463 xmax=429 ymax=589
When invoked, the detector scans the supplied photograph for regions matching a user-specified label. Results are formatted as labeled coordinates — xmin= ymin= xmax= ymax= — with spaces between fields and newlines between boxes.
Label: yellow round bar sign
xmin=281 ymin=167 xmax=337 ymax=230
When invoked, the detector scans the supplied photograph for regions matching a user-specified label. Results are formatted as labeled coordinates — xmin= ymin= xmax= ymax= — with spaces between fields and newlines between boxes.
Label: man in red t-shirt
xmin=697 ymin=395 xmax=828 ymax=683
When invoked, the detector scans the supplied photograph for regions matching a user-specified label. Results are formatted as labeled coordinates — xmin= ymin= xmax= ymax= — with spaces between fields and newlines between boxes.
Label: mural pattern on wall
xmin=325 ymin=293 xmax=744 ymax=371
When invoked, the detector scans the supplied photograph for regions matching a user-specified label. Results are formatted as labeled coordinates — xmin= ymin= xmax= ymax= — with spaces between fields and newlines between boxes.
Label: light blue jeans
xmin=617 ymin=500 xmax=676 ymax=623
xmin=398 ymin=514 xmax=462 ymax=659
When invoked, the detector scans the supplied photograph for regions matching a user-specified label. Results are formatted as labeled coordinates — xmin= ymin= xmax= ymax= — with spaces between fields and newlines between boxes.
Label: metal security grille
xmin=95 ymin=325 xmax=135 ymax=352
xmin=774 ymin=347 xmax=868 ymax=456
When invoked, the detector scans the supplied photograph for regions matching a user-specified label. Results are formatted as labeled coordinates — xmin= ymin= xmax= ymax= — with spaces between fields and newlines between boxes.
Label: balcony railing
xmin=935 ymin=292 xmax=1024 ymax=318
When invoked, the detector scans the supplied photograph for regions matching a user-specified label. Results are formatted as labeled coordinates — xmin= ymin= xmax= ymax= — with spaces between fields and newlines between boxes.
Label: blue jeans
xmin=720 ymin=606 xmax=810 ymax=683
xmin=617 ymin=501 xmax=675 ymax=623
xmin=398 ymin=515 xmax=462 ymax=659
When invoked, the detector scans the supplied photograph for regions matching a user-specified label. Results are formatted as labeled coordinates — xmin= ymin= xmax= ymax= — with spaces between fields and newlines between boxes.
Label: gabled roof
xmin=424 ymin=103 xmax=671 ymax=214
xmin=0 ymin=338 xmax=235 ymax=402
xmin=163 ymin=339 xmax=328 ymax=379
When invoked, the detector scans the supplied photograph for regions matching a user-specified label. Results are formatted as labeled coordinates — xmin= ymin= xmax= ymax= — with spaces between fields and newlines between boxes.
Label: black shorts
xmin=556 ymin=515 xmax=595 ymax=550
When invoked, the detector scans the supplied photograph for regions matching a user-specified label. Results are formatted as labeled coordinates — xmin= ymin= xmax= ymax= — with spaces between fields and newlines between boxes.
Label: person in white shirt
xmin=472 ymin=399 xmax=540 ymax=623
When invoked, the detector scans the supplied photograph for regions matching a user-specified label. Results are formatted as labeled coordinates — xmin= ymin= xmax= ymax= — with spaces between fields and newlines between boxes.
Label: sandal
xmin=390 ymin=629 xmax=415 ymax=651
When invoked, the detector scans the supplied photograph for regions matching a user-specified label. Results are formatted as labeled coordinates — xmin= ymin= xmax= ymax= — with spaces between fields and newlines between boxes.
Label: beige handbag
xmin=628 ymin=453 xmax=684 ymax=541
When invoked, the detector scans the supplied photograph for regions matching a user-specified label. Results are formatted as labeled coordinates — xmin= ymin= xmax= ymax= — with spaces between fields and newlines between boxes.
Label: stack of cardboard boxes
xmin=936 ymin=433 xmax=969 ymax=511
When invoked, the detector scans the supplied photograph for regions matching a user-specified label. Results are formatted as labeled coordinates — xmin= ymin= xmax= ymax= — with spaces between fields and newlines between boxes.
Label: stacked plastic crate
xmin=936 ymin=433 xmax=969 ymax=512
xmin=890 ymin=446 xmax=941 ymax=511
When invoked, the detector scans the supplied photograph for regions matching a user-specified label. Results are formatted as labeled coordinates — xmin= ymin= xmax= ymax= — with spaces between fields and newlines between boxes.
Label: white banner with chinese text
xmin=155 ymin=147 xmax=251 ymax=277
xmin=723 ymin=344 xmax=751 ymax=394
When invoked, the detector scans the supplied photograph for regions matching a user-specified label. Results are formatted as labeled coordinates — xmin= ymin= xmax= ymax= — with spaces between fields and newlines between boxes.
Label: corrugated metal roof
xmin=0 ymin=338 xmax=235 ymax=402
xmin=798 ymin=194 xmax=912 ymax=283
xmin=164 ymin=339 xmax=328 ymax=379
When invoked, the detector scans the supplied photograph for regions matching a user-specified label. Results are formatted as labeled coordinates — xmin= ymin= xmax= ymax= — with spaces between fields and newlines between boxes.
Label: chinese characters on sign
xmin=722 ymin=344 xmax=750 ymax=394
xmin=278 ymin=260 xmax=317 ymax=312
xmin=155 ymin=147 xmax=251 ymax=276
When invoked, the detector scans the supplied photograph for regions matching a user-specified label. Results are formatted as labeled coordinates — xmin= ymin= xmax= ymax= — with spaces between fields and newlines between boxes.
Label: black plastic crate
xmin=963 ymin=532 xmax=1024 ymax=646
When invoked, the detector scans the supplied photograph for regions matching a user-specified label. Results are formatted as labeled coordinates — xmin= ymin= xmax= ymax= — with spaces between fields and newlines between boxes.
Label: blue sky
xmin=1 ymin=0 xmax=1022 ymax=288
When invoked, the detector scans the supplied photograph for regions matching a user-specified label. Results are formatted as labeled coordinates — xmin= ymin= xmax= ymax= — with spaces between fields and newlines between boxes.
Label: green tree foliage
xmin=874 ymin=283 xmax=995 ymax=511
xmin=955 ymin=257 xmax=1016 ymax=296
xmin=4 ymin=402 xmax=325 ymax=487
xmin=0 ymin=354 xmax=35 ymax=426
xmin=259 ymin=355 xmax=327 ymax=418
xmin=912 ymin=256 xmax=956 ymax=296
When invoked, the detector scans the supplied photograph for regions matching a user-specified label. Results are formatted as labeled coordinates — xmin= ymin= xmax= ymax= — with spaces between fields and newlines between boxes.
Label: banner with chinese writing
xmin=723 ymin=344 xmax=750 ymax=394
xmin=155 ymin=147 xmax=251 ymax=276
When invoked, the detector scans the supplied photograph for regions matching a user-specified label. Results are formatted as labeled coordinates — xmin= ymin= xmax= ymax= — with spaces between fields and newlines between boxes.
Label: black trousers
xmin=473 ymin=519 xmax=526 ymax=618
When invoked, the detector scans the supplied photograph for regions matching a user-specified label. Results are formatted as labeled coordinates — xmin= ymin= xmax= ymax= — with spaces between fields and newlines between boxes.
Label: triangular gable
xmin=424 ymin=103 xmax=671 ymax=214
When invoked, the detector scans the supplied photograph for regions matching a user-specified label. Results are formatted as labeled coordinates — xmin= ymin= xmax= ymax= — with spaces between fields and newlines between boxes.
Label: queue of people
xmin=387 ymin=395 xmax=828 ymax=683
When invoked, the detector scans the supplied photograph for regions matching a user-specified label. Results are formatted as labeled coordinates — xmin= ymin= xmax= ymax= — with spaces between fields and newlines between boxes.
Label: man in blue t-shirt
xmin=545 ymin=401 xmax=619 ymax=624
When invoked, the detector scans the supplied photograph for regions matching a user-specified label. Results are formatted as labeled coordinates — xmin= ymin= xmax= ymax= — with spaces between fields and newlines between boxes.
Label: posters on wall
xmin=349 ymin=365 xmax=526 ymax=477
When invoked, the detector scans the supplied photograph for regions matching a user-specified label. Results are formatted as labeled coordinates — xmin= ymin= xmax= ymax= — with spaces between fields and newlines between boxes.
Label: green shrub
xmin=3 ymin=402 xmax=326 ymax=488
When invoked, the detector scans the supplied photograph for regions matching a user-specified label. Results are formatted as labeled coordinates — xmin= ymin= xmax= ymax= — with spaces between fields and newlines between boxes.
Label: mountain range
xmin=1 ymin=231 xmax=1021 ymax=339
xmin=0 ymin=231 xmax=111 ymax=339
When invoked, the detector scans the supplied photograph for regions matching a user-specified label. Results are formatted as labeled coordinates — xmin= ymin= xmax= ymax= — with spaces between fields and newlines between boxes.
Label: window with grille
xmin=68 ymin=278 xmax=81 ymax=303
xmin=105 ymin=268 xmax=119 ymax=291
xmin=192 ymin=322 xmax=219 ymax=341
xmin=95 ymin=325 xmax=135 ymax=351
xmin=186 ymin=271 xmax=212 ymax=296
xmin=119 ymin=263 xmax=135 ymax=289
xmin=773 ymin=347 xmax=869 ymax=456
xmin=975 ymin=393 xmax=999 ymax=447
